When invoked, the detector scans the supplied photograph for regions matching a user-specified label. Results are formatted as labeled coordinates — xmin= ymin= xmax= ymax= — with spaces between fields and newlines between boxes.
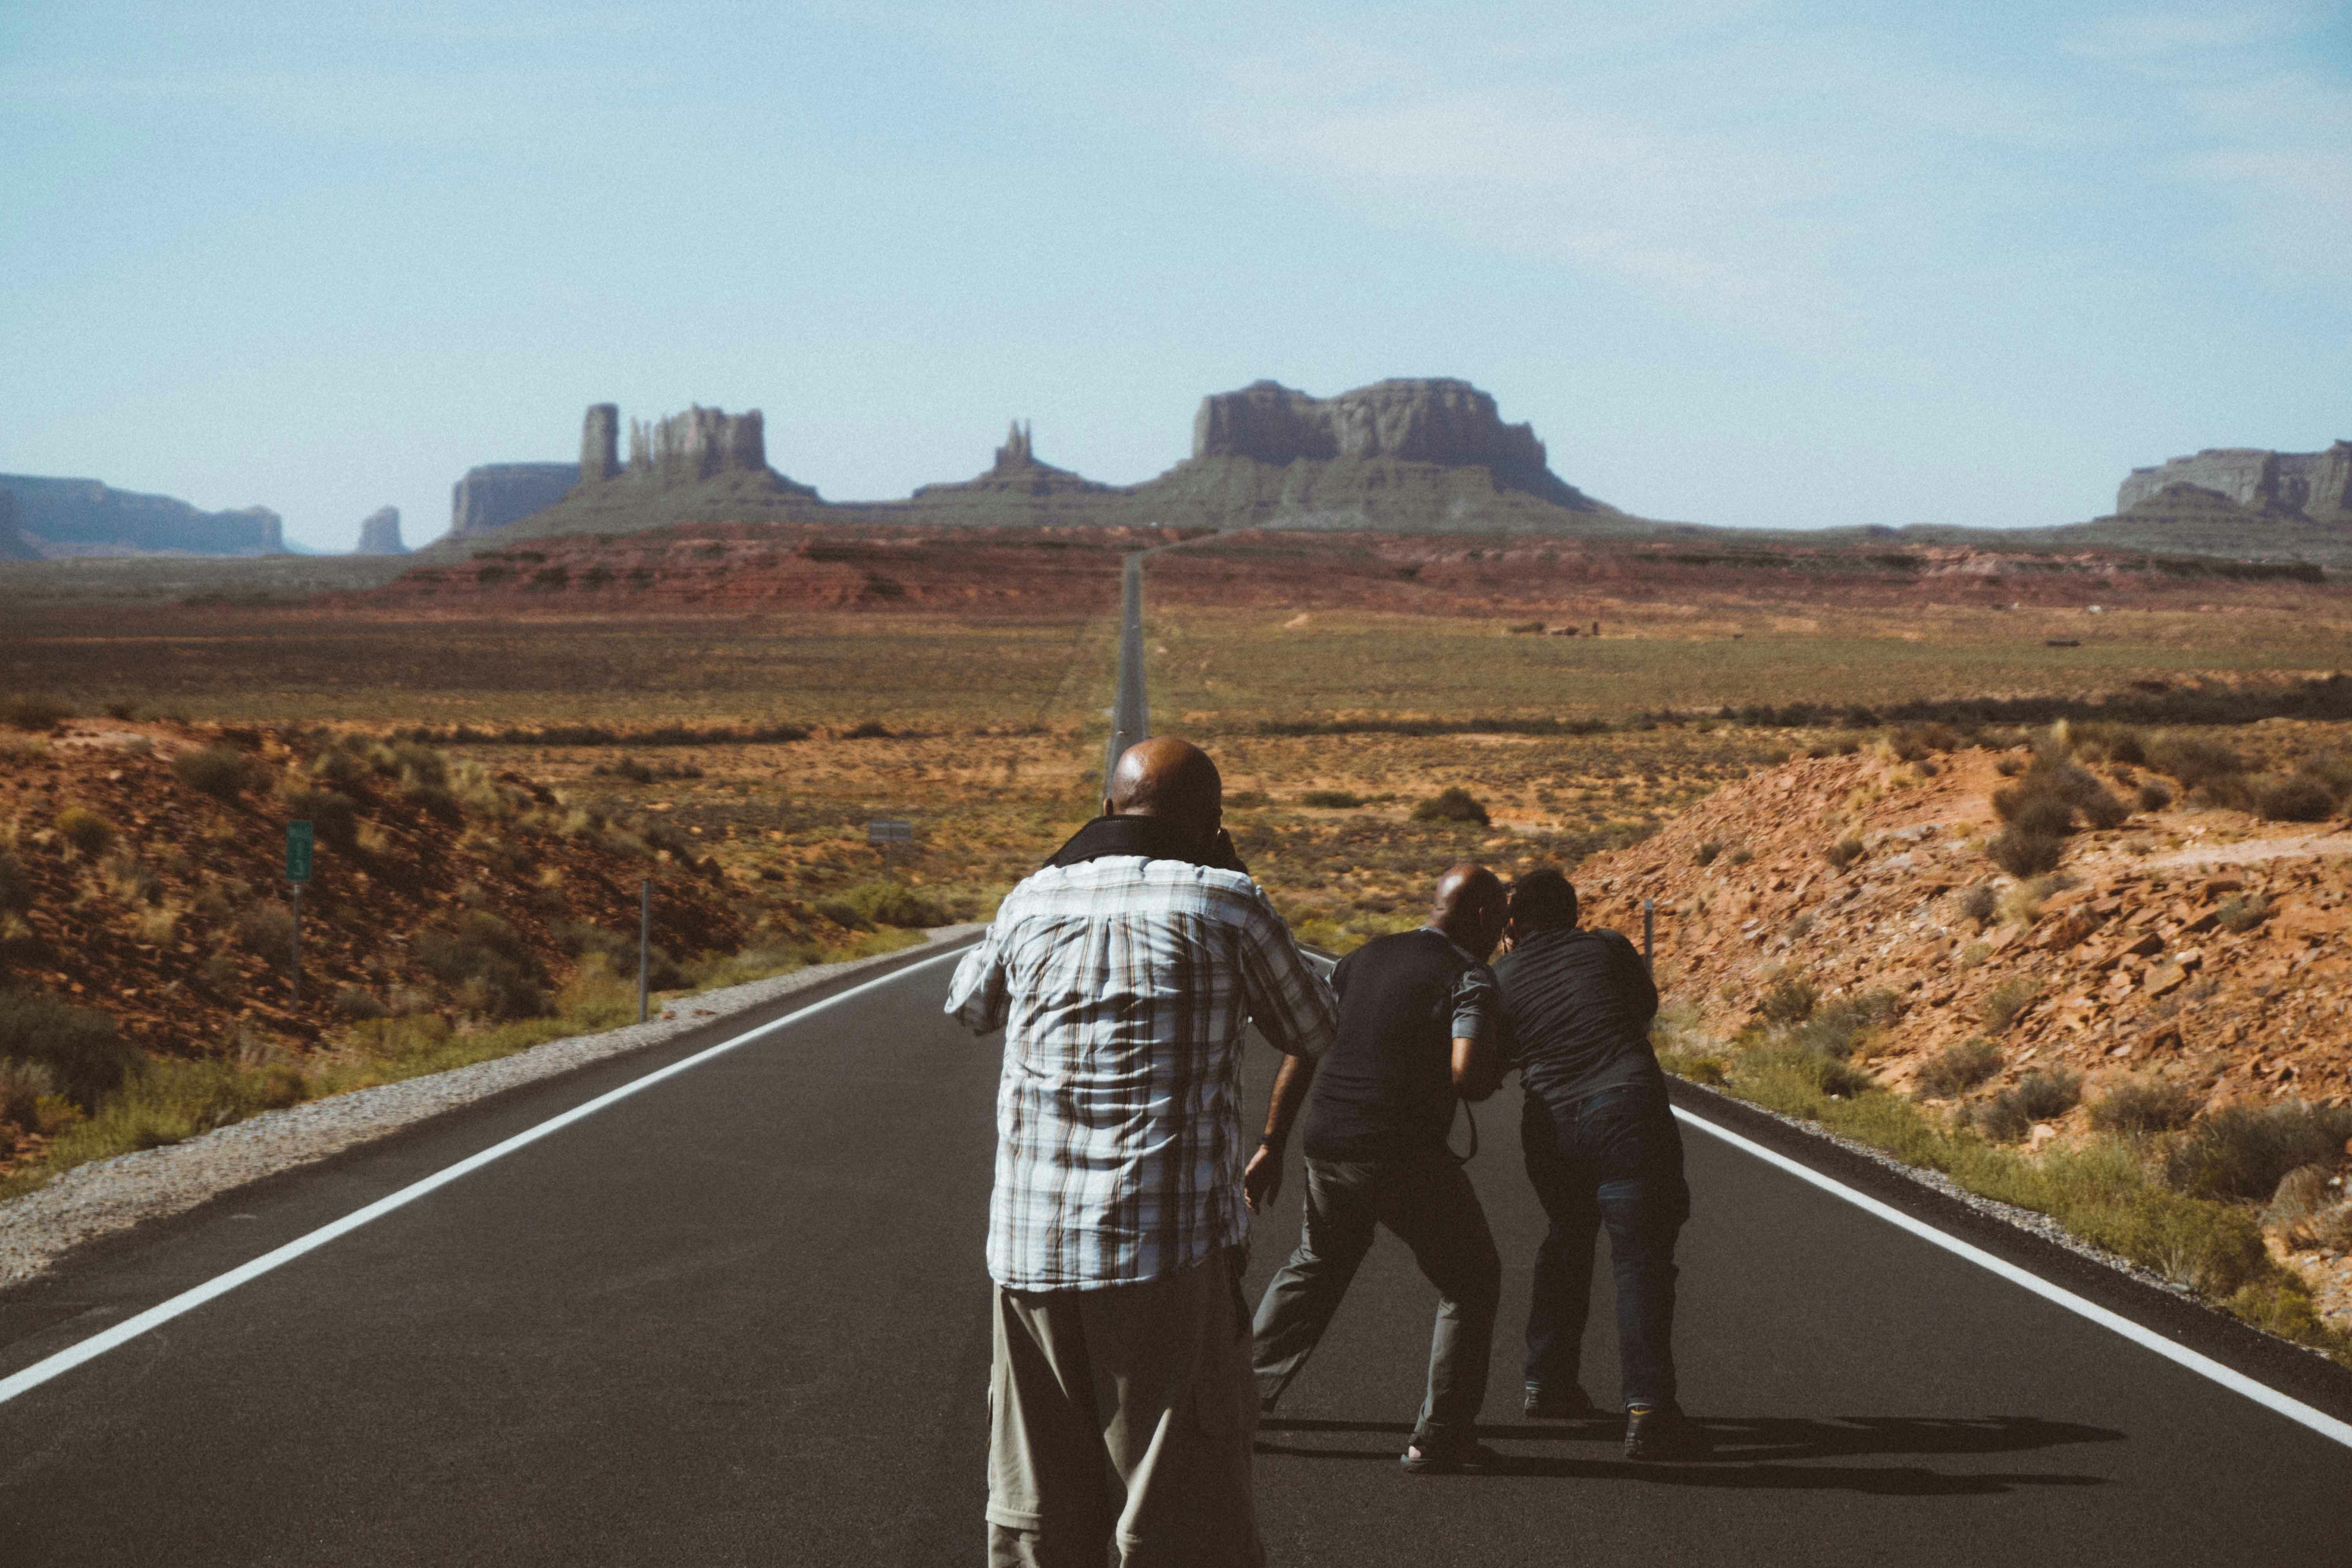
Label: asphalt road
xmin=1 ymin=945 xmax=2347 ymax=1564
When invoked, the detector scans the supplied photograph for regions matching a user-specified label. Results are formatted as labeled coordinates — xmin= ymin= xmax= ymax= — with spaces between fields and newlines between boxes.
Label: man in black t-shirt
xmin=1241 ymin=863 xmax=1510 ymax=1474
xmin=1493 ymin=867 xmax=1698 ymax=1460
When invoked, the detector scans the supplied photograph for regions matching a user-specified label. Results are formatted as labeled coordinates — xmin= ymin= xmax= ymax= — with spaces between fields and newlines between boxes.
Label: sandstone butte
xmin=1569 ymin=742 xmax=2352 ymax=1325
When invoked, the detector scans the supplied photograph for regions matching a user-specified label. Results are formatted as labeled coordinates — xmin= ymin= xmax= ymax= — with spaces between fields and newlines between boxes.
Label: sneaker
xmin=1523 ymin=1384 xmax=1601 ymax=1420
xmin=1399 ymin=1437 xmax=1504 ymax=1475
xmin=1622 ymin=1405 xmax=1706 ymax=1462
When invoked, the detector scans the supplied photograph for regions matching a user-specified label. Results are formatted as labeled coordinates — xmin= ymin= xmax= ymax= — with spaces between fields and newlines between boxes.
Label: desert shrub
xmin=2296 ymin=751 xmax=2352 ymax=802
xmin=1788 ymin=989 xmax=1899 ymax=1058
xmin=1967 ymin=1093 xmax=2032 ymax=1143
xmin=174 ymin=745 xmax=255 ymax=801
xmin=100 ymin=699 xmax=137 ymax=722
xmin=1964 ymin=1073 xmax=2077 ymax=1142
xmin=2088 ymin=1077 xmax=2201 ymax=1135
xmin=282 ymin=786 xmax=359 ymax=851
xmin=1979 ymin=977 xmax=2040 ymax=1032
xmin=2215 ymin=893 xmax=2270 ymax=934
xmin=2073 ymin=724 xmax=2147 ymax=766
xmin=2263 ymin=1164 xmax=2336 ymax=1240
xmin=1994 ymin=759 xmax=2129 ymax=833
xmin=2165 ymin=1102 xmax=2352 ymax=1202
xmin=54 ymin=806 xmax=116 ymax=856
xmin=1788 ymin=911 xmax=1815 ymax=938
xmin=1956 ymin=884 xmax=1998 ymax=925
xmin=1915 ymin=1038 xmax=2000 ymax=1099
xmin=554 ymin=920 xmax=684 ymax=991
xmin=1410 ymin=787 xmax=1490 ymax=826
xmin=0 ymin=1058 xmax=56 ymax=1127
xmin=2136 ymin=779 xmax=2173 ymax=812
xmin=841 ymin=720 xmax=893 ymax=740
xmin=2012 ymin=1070 xmax=2082 ymax=1122
xmin=1728 ymin=846 xmax=1752 ymax=865
xmin=0 ymin=989 xmax=141 ymax=1109
xmin=235 ymin=903 xmax=295 ymax=955
xmin=1826 ymin=836 xmax=1864 ymax=870
xmin=2146 ymin=735 xmax=2244 ymax=792
xmin=1887 ymin=722 xmax=1959 ymax=759
xmin=832 ymin=880 xmax=950 ymax=929
xmin=2255 ymin=775 xmax=2336 ymax=823
xmin=1987 ymin=828 xmax=2064 ymax=877
xmin=1693 ymin=839 xmax=1722 ymax=866
xmin=0 ymin=695 xmax=72 ymax=731
xmin=1993 ymin=755 xmax=2025 ymax=777
xmin=1741 ymin=1040 xmax=1875 ymax=1102
xmin=2004 ymin=796 xmax=2076 ymax=839
xmin=387 ymin=740 xmax=448 ymax=788
xmin=330 ymin=985 xmax=389 ymax=1022
xmin=1302 ymin=790 xmax=1367 ymax=809
xmin=0 ymin=850 xmax=30 ymax=915
xmin=1757 ymin=976 xmax=1818 ymax=1024
xmin=414 ymin=911 xmax=549 ymax=1019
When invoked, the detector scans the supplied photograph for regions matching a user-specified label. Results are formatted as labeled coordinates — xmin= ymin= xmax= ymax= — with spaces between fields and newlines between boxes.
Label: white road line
xmin=0 ymin=944 xmax=974 ymax=1409
xmin=1675 ymin=1104 xmax=2352 ymax=1451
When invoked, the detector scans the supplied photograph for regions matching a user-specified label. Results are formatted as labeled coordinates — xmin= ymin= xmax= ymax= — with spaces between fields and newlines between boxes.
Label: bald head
xmin=1429 ymin=862 xmax=1508 ymax=960
xmin=1105 ymin=737 xmax=1223 ymax=842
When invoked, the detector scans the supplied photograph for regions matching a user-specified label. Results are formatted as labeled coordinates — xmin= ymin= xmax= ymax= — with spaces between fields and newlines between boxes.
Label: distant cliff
xmin=2118 ymin=443 xmax=2352 ymax=524
xmin=909 ymin=421 xmax=1118 ymax=510
xmin=448 ymin=463 xmax=579 ymax=540
xmin=354 ymin=506 xmax=408 ymax=556
xmin=0 ymin=475 xmax=283 ymax=557
xmin=0 ymin=489 xmax=36 ymax=561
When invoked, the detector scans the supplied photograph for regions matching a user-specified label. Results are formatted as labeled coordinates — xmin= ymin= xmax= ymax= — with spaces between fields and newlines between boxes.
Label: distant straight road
xmin=0 ymin=944 xmax=2348 ymax=1564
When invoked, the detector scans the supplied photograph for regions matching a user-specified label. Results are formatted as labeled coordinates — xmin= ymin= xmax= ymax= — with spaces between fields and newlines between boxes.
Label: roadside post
xmin=1643 ymin=897 xmax=1655 ymax=975
xmin=867 ymin=819 xmax=913 ymax=870
xmin=285 ymin=820 xmax=314 ymax=1004
xmin=638 ymin=878 xmax=651 ymax=1024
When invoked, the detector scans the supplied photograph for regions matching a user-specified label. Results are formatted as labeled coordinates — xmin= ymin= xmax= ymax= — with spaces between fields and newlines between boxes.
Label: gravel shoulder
xmin=0 ymin=926 xmax=981 ymax=1288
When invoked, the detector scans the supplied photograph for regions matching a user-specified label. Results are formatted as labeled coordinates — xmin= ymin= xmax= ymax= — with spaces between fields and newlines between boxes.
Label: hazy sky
xmin=4 ymin=2 xmax=2347 ymax=550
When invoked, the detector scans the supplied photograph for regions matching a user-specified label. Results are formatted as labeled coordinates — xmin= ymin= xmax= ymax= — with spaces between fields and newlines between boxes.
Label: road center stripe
xmin=0 ymin=944 xmax=973 ymax=1408
xmin=1675 ymin=1105 xmax=2352 ymax=1451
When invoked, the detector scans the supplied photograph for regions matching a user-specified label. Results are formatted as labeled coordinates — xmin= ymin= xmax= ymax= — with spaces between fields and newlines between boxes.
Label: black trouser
xmin=1521 ymin=1081 xmax=1691 ymax=1411
xmin=1250 ymin=1152 xmax=1501 ymax=1448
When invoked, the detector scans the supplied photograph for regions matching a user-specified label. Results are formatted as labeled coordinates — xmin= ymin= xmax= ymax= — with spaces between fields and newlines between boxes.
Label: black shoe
xmin=1399 ymin=1438 xmax=1503 ymax=1475
xmin=1622 ymin=1405 xmax=1706 ymax=1461
xmin=1523 ymin=1384 xmax=1602 ymax=1420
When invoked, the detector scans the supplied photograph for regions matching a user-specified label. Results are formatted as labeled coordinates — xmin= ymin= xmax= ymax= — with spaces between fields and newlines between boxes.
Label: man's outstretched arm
xmin=1244 ymin=1050 xmax=1318 ymax=1214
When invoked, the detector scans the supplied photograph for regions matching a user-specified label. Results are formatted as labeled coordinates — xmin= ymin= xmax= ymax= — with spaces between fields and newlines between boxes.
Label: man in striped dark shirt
xmin=947 ymin=737 xmax=1337 ymax=1568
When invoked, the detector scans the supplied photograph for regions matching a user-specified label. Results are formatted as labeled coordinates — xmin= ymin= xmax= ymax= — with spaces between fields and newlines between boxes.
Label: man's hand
xmin=1243 ymin=1142 xmax=1284 ymax=1214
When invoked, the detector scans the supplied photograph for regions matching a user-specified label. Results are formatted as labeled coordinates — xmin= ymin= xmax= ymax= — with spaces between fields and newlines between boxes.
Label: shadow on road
xmin=1256 ymin=1414 xmax=2122 ymax=1496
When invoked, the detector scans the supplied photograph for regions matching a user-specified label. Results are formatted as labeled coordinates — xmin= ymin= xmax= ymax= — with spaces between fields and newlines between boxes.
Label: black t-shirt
xmin=1493 ymin=924 xmax=1661 ymax=1107
xmin=1301 ymin=928 xmax=1502 ymax=1162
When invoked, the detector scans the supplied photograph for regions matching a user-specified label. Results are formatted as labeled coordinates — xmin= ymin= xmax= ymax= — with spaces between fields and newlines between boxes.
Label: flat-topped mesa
xmin=2118 ymin=443 xmax=2352 ymax=524
xmin=628 ymin=405 xmax=767 ymax=484
xmin=1190 ymin=377 xmax=1591 ymax=508
xmin=450 ymin=463 xmax=580 ymax=538
xmin=354 ymin=506 xmax=408 ymax=555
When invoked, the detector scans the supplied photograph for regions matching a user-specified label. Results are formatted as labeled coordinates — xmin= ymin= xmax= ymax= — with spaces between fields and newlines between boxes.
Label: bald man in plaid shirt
xmin=947 ymin=738 xmax=1337 ymax=1568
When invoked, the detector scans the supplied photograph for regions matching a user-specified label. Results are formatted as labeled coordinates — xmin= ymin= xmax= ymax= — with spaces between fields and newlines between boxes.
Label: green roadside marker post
xmin=286 ymin=820 xmax=314 ymax=1005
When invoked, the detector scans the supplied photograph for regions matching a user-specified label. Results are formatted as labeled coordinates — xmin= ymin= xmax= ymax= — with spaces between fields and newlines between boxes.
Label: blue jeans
xmin=1521 ymin=1081 xmax=1690 ymax=1411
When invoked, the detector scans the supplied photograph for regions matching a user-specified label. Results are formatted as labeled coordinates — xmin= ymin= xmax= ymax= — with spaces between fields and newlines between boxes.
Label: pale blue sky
xmin=3 ymin=2 xmax=2347 ymax=550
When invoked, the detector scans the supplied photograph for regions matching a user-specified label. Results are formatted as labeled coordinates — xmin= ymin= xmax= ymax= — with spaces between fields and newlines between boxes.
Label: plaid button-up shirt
xmin=946 ymin=855 xmax=1338 ymax=1292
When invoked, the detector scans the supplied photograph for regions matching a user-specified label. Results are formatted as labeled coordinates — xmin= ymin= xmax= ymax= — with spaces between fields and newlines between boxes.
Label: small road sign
xmin=286 ymin=821 xmax=314 ymax=884
xmin=866 ymin=820 xmax=914 ymax=845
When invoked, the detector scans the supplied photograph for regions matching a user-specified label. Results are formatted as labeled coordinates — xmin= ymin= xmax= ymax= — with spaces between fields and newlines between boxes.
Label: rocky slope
xmin=1570 ymin=730 xmax=2352 ymax=1318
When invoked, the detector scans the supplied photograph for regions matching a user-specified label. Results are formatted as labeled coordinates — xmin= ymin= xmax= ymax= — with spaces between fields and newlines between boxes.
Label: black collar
xmin=1044 ymin=815 xmax=1249 ymax=874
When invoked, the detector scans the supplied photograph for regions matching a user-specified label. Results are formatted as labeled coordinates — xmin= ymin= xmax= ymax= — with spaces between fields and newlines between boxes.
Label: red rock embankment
xmin=1575 ymin=745 xmax=2352 ymax=1109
